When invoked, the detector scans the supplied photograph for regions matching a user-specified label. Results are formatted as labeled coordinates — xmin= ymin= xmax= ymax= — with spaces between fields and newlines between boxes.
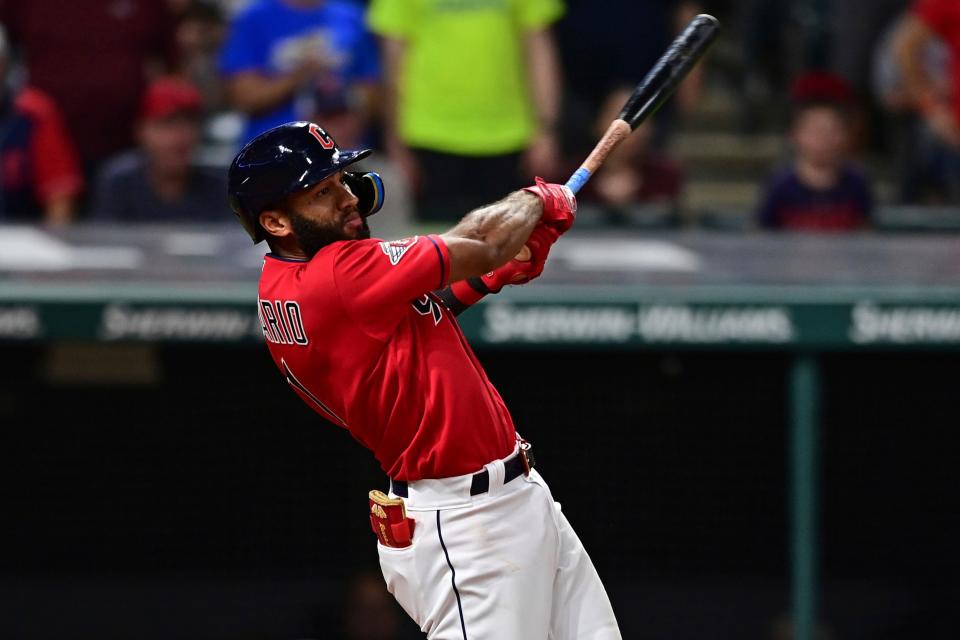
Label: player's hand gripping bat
xmin=518 ymin=14 xmax=721 ymax=259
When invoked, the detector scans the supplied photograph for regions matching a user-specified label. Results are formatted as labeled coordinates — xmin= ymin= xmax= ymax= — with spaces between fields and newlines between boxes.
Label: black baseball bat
xmin=565 ymin=14 xmax=721 ymax=194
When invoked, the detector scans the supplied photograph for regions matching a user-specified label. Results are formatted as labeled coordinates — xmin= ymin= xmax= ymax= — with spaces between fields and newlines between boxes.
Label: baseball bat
xmin=565 ymin=13 xmax=721 ymax=195
xmin=516 ymin=14 xmax=719 ymax=262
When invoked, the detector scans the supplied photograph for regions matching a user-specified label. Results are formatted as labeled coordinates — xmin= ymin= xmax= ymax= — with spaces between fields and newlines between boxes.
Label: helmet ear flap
xmin=344 ymin=171 xmax=385 ymax=217
xmin=229 ymin=194 xmax=265 ymax=243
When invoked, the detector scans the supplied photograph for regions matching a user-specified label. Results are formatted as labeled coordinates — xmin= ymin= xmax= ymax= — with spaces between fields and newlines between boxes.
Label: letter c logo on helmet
xmin=308 ymin=123 xmax=336 ymax=149
xmin=227 ymin=121 xmax=384 ymax=243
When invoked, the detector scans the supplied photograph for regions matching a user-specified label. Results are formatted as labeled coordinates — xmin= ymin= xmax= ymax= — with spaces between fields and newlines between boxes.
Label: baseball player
xmin=229 ymin=121 xmax=621 ymax=639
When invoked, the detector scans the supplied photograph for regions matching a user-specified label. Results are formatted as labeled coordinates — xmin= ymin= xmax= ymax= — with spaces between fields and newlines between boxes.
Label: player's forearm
xmin=441 ymin=192 xmax=542 ymax=281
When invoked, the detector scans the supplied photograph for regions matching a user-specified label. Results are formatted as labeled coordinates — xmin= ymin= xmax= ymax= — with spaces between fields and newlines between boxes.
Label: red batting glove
xmin=449 ymin=224 xmax=560 ymax=304
xmin=488 ymin=223 xmax=559 ymax=289
xmin=521 ymin=176 xmax=577 ymax=233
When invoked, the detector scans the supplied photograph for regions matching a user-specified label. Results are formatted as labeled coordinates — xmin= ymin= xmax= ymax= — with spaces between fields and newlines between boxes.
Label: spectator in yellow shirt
xmin=367 ymin=0 xmax=565 ymax=223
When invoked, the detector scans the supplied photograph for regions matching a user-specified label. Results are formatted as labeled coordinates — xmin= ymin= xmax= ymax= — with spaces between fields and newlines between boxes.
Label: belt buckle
xmin=519 ymin=438 xmax=535 ymax=476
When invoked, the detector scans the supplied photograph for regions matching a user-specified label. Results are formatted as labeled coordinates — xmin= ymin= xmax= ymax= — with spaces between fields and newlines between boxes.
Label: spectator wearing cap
xmin=0 ymin=24 xmax=84 ymax=224
xmin=755 ymin=71 xmax=875 ymax=231
xmin=91 ymin=76 xmax=228 ymax=222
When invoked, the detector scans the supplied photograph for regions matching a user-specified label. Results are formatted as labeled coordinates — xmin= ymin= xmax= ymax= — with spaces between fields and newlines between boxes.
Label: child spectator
xmin=0 ymin=25 xmax=84 ymax=224
xmin=91 ymin=76 xmax=228 ymax=222
xmin=756 ymin=71 xmax=874 ymax=231
xmin=218 ymin=0 xmax=380 ymax=148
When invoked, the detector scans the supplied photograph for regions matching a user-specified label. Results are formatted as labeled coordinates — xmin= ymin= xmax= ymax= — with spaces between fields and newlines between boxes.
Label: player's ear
xmin=258 ymin=209 xmax=294 ymax=239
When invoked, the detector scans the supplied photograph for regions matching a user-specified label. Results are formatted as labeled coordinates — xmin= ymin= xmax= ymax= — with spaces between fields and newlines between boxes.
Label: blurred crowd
xmin=0 ymin=0 xmax=958 ymax=232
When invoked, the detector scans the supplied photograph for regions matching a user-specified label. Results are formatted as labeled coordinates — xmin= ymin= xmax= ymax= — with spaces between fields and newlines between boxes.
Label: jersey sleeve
xmin=515 ymin=0 xmax=564 ymax=31
xmin=333 ymin=235 xmax=451 ymax=339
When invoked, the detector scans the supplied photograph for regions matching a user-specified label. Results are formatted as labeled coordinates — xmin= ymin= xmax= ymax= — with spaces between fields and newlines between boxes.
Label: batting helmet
xmin=228 ymin=121 xmax=385 ymax=243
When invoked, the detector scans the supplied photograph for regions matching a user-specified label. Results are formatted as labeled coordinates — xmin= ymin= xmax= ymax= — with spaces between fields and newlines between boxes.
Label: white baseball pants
xmin=376 ymin=451 xmax=622 ymax=640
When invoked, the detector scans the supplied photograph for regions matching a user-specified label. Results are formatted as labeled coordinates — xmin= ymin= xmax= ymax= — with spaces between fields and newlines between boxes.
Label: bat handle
xmin=564 ymin=119 xmax=632 ymax=195
xmin=565 ymin=168 xmax=592 ymax=195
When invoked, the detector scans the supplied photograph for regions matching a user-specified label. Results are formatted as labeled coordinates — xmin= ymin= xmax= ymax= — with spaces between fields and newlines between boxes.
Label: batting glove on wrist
xmin=522 ymin=176 xmax=577 ymax=234
xmin=450 ymin=223 xmax=560 ymax=303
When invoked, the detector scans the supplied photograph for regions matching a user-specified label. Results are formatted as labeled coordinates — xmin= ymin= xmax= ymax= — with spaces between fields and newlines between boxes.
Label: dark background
xmin=1 ymin=341 xmax=957 ymax=639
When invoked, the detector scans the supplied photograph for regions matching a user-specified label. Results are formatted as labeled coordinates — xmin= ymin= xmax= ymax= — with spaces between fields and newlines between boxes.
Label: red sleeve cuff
xmin=449 ymin=279 xmax=486 ymax=306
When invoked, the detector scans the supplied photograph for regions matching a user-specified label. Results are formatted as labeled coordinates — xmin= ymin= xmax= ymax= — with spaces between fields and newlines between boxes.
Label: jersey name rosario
xmin=257 ymin=235 xmax=516 ymax=481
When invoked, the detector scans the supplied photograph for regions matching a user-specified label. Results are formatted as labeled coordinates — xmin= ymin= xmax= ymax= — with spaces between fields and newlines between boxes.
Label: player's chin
xmin=344 ymin=215 xmax=370 ymax=240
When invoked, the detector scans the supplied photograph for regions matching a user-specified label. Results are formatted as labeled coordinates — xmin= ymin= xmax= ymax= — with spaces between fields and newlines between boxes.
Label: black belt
xmin=390 ymin=447 xmax=534 ymax=498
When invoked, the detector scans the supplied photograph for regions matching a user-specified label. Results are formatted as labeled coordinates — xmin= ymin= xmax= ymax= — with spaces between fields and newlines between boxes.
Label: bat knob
xmin=515 ymin=246 xmax=532 ymax=261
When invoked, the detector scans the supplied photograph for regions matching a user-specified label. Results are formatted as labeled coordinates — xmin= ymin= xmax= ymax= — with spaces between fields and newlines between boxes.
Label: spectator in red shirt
xmin=0 ymin=25 xmax=84 ymax=223
xmin=0 ymin=0 xmax=178 ymax=183
xmin=893 ymin=0 xmax=960 ymax=202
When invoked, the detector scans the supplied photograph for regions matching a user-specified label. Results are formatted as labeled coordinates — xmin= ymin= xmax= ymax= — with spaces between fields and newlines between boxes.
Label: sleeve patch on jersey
xmin=379 ymin=236 xmax=419 ymax=265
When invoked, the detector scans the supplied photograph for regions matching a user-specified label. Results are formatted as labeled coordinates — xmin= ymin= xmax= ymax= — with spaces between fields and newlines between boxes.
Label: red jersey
xmin=915 ymin=0 xmax=960 ymax=126
xmin=257 ymin=235 xmax=516 ymax=481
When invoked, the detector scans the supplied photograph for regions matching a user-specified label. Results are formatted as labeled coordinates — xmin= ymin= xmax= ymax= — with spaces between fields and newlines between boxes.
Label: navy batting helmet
xmin=228 ymin=121 xmax=385 ymax=243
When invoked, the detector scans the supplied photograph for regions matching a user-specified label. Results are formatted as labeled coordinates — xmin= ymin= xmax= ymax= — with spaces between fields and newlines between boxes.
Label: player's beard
xmin=288 ymin=209 xmax=371 ymax=258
